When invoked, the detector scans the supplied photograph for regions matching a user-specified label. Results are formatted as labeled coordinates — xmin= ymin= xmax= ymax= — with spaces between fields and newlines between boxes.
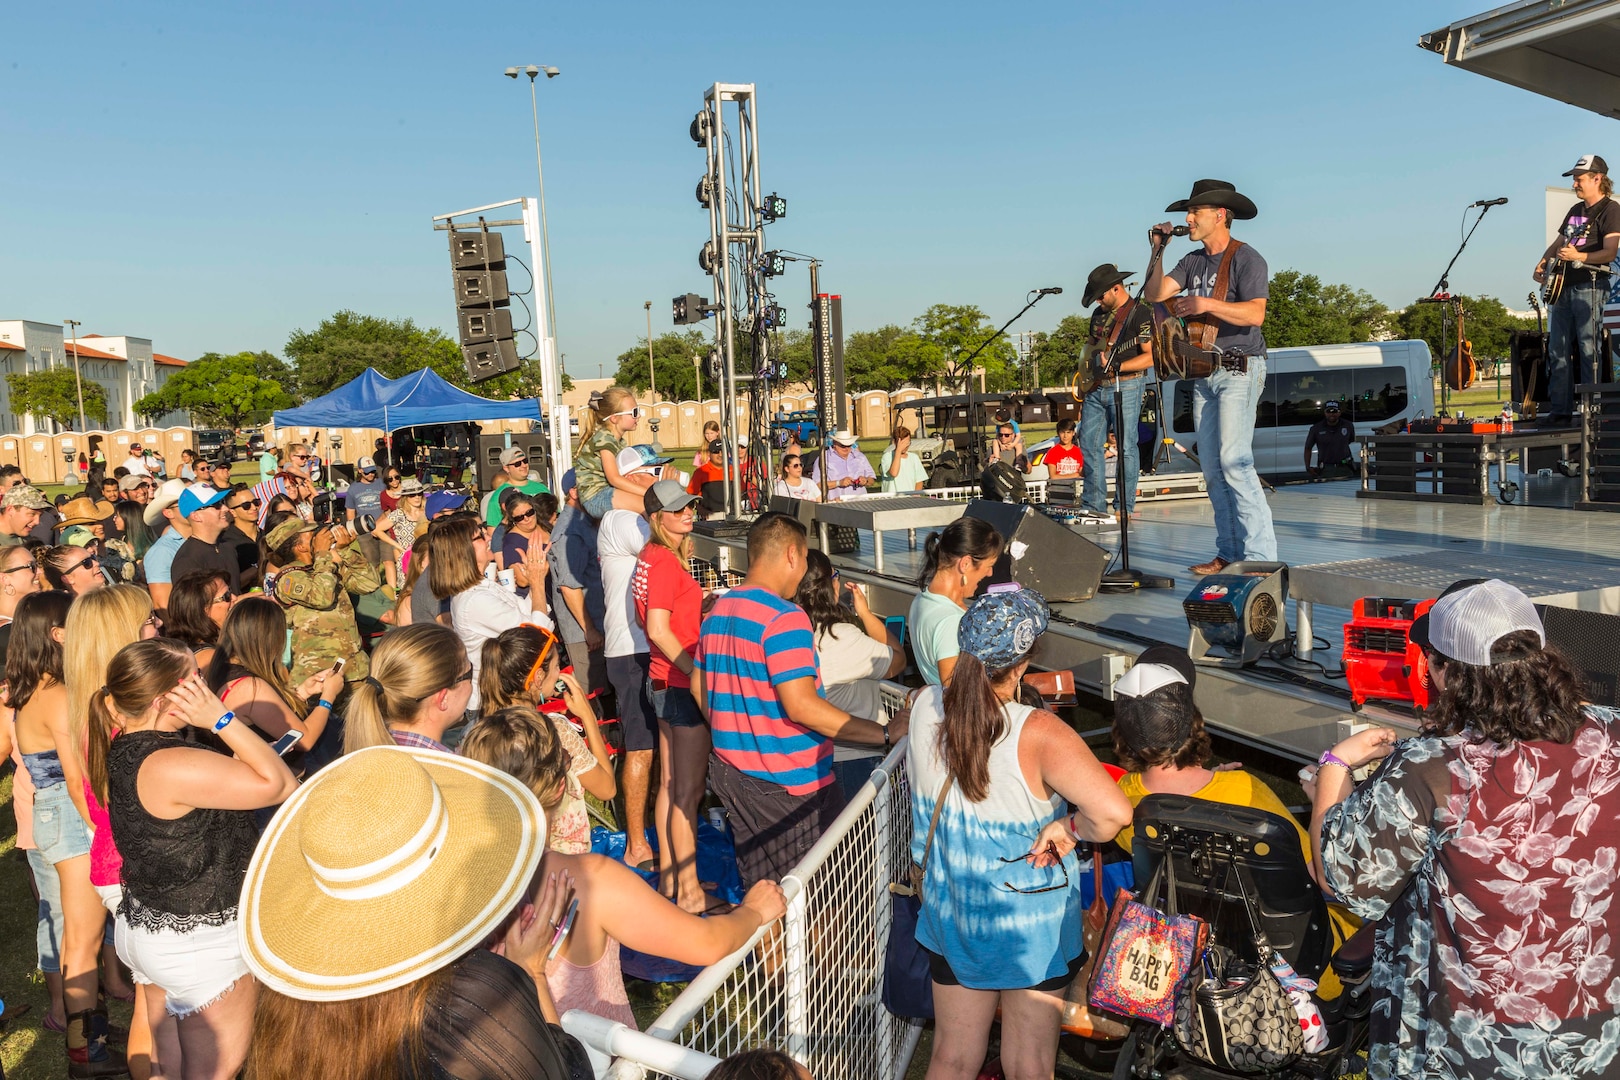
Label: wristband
xmin=1318 ymin=750 xmax=1352 ymax=771
xmin=882 ymin=724 xmax=891 ymax=750
xmin=1067 ymin=811 xmax=1081 ymax=839
xmin=213 ymin=710 xmax=236 ymax=733
xmin=318 ymin=700 xmax=333 ymax=711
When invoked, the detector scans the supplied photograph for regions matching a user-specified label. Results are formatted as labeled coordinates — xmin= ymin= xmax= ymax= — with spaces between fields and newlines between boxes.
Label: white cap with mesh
xmin=1428 ymin=579 xmax=1545 ymax=667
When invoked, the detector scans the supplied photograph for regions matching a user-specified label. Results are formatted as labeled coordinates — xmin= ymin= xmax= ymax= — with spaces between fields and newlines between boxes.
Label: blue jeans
xmin=1080 ymin=376 xmax=1145 ymax=516
xmin=25 ymin=847 xmax=64 ymax=974
xmin=1548 ymin=277 xmax=1608 ymax=417
xmin=1194 ymin=358 xmax=1276 ymax=562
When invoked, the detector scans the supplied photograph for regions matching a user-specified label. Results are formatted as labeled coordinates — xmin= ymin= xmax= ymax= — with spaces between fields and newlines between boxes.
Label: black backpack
xmin=979 ymin=461 xmax=1026 ymax=503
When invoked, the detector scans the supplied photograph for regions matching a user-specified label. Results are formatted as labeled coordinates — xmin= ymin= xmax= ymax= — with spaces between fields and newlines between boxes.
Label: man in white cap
xmin=483 ymin=446 xmax=550 ymax=527
xmin=143 ymin=478 xmax=192 ymax=611
xmin=0 ymin=485 xmax=50 ymax=548
xmin=810 ymin=430 xmax=875 ymax=502
xmin=122 ymin=442 xmax=151 ymax=477
xmin=1535 ymin=154 xmax=1620 ymax=425
xmin=170 ymin=482 xmax=241 ymax=592
xmin=344 ymin=454 xmax=387 ymax=573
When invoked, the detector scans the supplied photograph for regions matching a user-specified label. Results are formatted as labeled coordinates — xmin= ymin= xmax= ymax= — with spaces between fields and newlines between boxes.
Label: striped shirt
xmin=700 ymin=587 xmax=831 ymax=795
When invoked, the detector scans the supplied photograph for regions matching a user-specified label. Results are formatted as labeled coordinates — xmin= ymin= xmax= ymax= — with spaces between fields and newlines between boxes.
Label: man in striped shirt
xmin=697 ymin=513 xmax=907 ymax=887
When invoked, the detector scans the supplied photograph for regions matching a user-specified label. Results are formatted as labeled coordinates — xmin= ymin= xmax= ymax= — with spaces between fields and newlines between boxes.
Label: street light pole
xmin=693 ymin=354 xmax=702 ymax=403
xmin=63 ymin=319 xmax=85 ymax=433
xmin=505 ymin=64 xmax=561 ymax=374
xmin=644 ymin=301 xmax=657 ymax=401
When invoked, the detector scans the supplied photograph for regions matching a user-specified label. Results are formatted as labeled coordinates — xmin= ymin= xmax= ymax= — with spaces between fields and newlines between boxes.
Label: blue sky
xmin=2 ymin=1 xmax=1614 ymax=380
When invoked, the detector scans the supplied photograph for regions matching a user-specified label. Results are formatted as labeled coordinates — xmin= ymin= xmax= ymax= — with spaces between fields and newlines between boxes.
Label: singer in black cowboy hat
xmin=1146 ymin=179 xmax=1275 ymax=575
xmin=1077 ymin=263 xmax=1155 ymax=520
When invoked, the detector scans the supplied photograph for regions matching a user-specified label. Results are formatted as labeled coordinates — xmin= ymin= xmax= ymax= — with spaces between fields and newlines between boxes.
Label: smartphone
xmin=330 ymin=657 xmax=347 ymax=675
xmin=548 ymin=897 xmax=580 ymax=961
xmin=270 ymin=730 xmax=304 ymax=756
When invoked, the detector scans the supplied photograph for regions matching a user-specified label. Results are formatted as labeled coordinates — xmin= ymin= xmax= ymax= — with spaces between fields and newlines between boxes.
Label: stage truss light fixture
xmin=690 ymin=111 xmax=710 ymax=147
xmin=760 ymin=193 xmax=787 ymax=222
xmin=698 ymin=241 xmax=716 ymax=273
xmin=696 ymin=176 xmax=712 ymax=208
xmin=761 ymin=251 xmax=785 ymax=277
xmin=673 ymin=293 xmax=712 ymax=325
xmin=762 ymin=303 xmax=787 ymax=329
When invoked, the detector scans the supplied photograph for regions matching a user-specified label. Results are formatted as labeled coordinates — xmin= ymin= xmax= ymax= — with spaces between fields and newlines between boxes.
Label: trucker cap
xmin=1564 ymin=153 xmax=1609 ymax=177
xmin=1412 ymin=579 xmax=1544 ymax=667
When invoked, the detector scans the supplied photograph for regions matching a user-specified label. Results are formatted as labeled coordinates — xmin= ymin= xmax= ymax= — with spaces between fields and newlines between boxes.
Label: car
xmin=247 ymin=432 xmax=267 ymax=456
xmin=195 ymin=428 xmax=236 ymax=462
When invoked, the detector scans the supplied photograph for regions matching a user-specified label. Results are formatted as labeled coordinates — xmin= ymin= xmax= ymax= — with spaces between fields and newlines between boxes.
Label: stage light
xmin=696 ymin=176 xmax=712 ymax=208
xmin=762 ymin=303 xmax=787 ymax=329
xmin=690 ymin=111 xmax=710 ymax=147
xmin=760 ymin=193 xmax=787 ymax=222
xmin=698 ymin=241 xmax=716 ymax=273
xmin=761 ymin=251 xmax=785 ymax=277
xmin=672 ymin=293 xmax=711 ymax=325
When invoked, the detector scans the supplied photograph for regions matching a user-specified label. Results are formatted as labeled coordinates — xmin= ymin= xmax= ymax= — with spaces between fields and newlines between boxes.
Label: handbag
xmin=882 ymin=776 xmax=953 ymax=1019
xmin=1060 ymin=844 xmax=1131 ymax=1040
xmin=1172 ymin=866 xmax=1304 ymax=1073
xmin=1088 ymin=853 xmax=1208 ymax=1027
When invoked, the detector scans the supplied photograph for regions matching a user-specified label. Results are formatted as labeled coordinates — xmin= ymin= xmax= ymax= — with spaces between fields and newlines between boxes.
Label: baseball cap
xmin=616 ymin=445 xmax=672 ymax=477
xmin=2 ymin=485 xmax=51 ymax=511
xmin=426 ymin=491 xmax=467 ymax=518
xmin=118 ymin=474 xmax=151 ymax=492
xmin=179 ymin=482 xmax=230 ymax=518
xmin=1407 ymin=577 xmax=1489 ymax=658
xmin=264 ymin=516 xmax=320 ymax=551
xmin=144 ymin=478 xmax=188 ymax=526
xmin=499 ymin=447 xmax=529 ymax=466
xmin=1411 ymin=578 xmax=1544 ymax=667
xmin=706 ymin=439 xmax=723 ymax=455
xmin=643 ymin=479 xmax=699 ymax=516
xmin=559 ymin=468 xmax=578 ymax=493
xmin=357 ymin=455 xmax=377 ymax=473
xmin=209 ymin=455 xmax=233 ymax=471
xmin=1115 ymin=645 xmax=1197 ymax=700
xmin=1113 ymin=645 xmax=1201 ymax=753
xmin=1564 ymin=153 xmax=1609 ymax=177
xmin=957 ymin=585 xmax=1050 ymax=671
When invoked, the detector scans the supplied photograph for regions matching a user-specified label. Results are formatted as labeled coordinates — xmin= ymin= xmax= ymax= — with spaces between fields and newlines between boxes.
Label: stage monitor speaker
xmin=1509 ymin=330 xmax=1550 ymax=408
xmin=454 ymin=270 xmax=510 ymax=309
xmin=1536 ymin=605 xmax=1620 ymax=707
xmin=768 ymin=495 xmax=822 ymax=547
xmin=459 ymin=308 xmax=514 ymax=347
xmin=476 ymin=433 xmax=550 ymax=492
xmin=326 ymin=462 xmax=356 ymax=487
xmin=449 ymin=231 xmax=505 ymax=270
xmin=963 ymin=499 xmax=1107 ymax=603
xmin=463 ymin=340 xmax=521 ymax=384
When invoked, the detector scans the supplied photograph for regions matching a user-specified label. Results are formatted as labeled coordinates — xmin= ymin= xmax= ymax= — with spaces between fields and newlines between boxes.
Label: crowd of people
xmin=5 ymin=385 xmax=1612 ymax=1080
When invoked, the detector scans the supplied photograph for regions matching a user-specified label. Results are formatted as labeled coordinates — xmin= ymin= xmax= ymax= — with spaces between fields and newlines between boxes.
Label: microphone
xmin=1472 ymin=197 xmax=1509 ymax=207
xmin=1170 ymin=225 xmax=1191 ymax=236
xmin=1038 ymin=287 xmax=1063 ymax=296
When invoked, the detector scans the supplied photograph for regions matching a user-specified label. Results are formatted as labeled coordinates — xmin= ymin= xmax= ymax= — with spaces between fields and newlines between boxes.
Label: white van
xmin=1163 ymin=339 xmax=1436 ymax=478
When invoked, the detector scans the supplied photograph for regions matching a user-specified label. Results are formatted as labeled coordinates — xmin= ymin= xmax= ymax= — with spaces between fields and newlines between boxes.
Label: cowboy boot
xmin=66 ymin=1009 xmax=128 ymax=1078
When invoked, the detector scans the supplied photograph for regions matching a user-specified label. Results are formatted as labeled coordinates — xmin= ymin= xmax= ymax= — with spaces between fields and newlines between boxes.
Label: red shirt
xmin=632 ymin=543 xmax=702 ymax=688
xmin=687 ymin=461 xmax=728 ymax=495
xmin=1044 ymin=443 xmax=1083 ymax=477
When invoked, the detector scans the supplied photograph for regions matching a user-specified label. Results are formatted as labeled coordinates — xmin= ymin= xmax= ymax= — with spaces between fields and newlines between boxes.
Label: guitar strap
xmin=1187 ymin=240 xmax=1244 ymax=351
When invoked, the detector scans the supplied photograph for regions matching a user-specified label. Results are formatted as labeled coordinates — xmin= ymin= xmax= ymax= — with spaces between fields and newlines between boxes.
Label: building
xmin=0 ymin=320 xmax=187 ymax=434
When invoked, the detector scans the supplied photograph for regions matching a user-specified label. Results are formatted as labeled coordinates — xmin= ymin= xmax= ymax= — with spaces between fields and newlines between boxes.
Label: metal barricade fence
xmin=917 ymin=480 xmax=1047 ymax=504
xmin=576 ymin=682 xmax=924 ymax=1080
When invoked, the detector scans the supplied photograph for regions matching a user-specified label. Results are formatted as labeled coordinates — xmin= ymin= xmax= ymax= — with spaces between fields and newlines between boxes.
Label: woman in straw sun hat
xmin=239 ymin=743 xmax=592 ymax=1080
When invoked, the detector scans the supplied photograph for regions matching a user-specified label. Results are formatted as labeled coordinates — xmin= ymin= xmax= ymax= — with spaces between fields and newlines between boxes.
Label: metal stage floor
xmin=691 ymin=475 xmax=1620 ymax=764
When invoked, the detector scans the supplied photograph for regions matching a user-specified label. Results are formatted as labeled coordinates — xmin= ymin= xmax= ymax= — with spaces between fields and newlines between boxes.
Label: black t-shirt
xmin=1558 ymin=198 xmax=1620 ymax=275
xmin=1305 ymin=418 xmax=1355 ymax=467
xmin=170 ymin=536 xmax=241 ymax=593
xmin=1088 ymin=300 xmax=1155 ymax=369
xmin=219 ymin=523 xmax=259 ymax=577
xmin=1168 ymin=242 xmax=1270 ymax=356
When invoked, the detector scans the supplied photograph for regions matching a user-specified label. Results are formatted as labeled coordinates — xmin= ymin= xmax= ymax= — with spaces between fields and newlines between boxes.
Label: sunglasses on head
xmin=210 ymin=590 xmax=233 ymax=605
xmin=522 ymin=630 xmax=561 ymax=692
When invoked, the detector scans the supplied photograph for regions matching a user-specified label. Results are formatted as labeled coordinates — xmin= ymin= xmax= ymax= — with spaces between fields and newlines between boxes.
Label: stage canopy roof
xmin=273 ymin=368 xmax=542 ymax=431
xmin=1421 ymin=0 xmax=1620 ymax=120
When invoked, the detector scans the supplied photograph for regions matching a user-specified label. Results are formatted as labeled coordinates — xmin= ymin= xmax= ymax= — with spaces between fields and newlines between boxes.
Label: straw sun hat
xmin=238 ymin=745 xmax=546 ymax=1001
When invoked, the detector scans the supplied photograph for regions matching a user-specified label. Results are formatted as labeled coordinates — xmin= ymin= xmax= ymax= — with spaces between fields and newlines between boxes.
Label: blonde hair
xmin=65 ymin=584 xmax=154 ymax=806
xmin=87 ymin=638 xmax=195 ymax=808
xmin=578 ymin=386 xmax=636 ymax=443
xmin=344 ymin=623 xmax=468 ymax=753
xmin=459 ymin=705 xmax=568 ymax=814
xmin=646 ymin=509 xmax=693 ymax=561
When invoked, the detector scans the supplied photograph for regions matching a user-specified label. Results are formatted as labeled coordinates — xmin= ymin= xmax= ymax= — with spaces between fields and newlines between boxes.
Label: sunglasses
xmin=229 ymin=499 xmax=260 ymax=511
xmin=66 ymin=555 xmax=99 ymax=574
xmin=998 ymin=432 xmax=1014 ymax=439
xmin=386 ymin=475 xmax=402 ymax=483
xmin=422 ymin=666 xmax=475 ymax=701
xmin=522 ymin=630 xmax=561 ymax=692
xmin=608 ymin=408 xmax=642 ymax=419
xmin=507 ymin=458 xmax=528 ymax=467
xmin=210 ymin=591 xmax=234 ymax=606
xmin=0 ymin=563 xmax=35 ymax=577
xmin=508 ymin=509 xmax=536 ymax=524
xmin=998 ymin=848 xmax=1070 ymax=895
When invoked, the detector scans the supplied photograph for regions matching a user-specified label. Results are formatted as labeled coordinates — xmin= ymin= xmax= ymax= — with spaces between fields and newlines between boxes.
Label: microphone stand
xmin=1426 ymin=201 xmax=1497 ymax=418
xmin=949 ymin=291 xmax=1057 ymax=475
xmin=1098 ymin=233 xmax=1176 ymax=592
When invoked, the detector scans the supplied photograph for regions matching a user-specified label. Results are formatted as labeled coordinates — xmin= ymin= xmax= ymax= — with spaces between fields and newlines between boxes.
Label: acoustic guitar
xmin=1443 ymin=298 xmax=1475 ymax=392
xmin=1521 ymin=291 xmax=1544 ymax=420
xmin=1542 ymin=217 xmax=1597 ymax=307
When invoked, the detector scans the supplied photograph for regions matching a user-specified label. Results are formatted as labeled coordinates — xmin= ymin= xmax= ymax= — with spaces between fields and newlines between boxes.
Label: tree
xmin=1028 ymin=315 xmax=1092 ymax=392
xmin=1264 ymin=271 xmax=1392 ymax=349
xmin=7 ymin=369 xmax=107 ymax=431
xmin=1392 ymin=294 xmax=1535 ymax=370
xmin=611 ymin=329 xmax=715 ymax=401
xmin=842 ymin=325 xmax=926 ymax=392
xmin=910 ymin=304 xmax=1019 ymax=392
xmin=284 ymin=310 xmax=569 ymax=404
xmin=134 ymin=351 xmax=296 ymax=428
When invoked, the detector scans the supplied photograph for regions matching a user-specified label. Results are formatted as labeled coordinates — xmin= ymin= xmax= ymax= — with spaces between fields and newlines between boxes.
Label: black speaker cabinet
xmin=459 ymin=308 xmax=514 ymax=347
xmin=449 ymin=231 xmax=505 ymax=269
xmin=963 ymin=499 xmax=1108 ymax=603
xmin=1510 ymin=330 xmax=1550 ymax=408
xmin=476 ymin=433 xmax=551 ymax=491
xmin=1537 ymin=605 xmax=1620 ymax=707
xmin=463 ymin=340 xmax=521 ymax=384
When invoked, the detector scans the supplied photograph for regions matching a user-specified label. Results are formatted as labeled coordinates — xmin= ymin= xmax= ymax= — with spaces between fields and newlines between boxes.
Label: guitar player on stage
xmin=1078 ymin=262 xmax=1154 ymax=521
xmin=1146 ymin=179 xmax=1276 ymax=575
xmin=1534 ymin=154 xmax=1620 ymax=426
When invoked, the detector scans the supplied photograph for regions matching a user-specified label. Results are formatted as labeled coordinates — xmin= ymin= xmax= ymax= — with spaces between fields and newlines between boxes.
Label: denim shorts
xmin=25 ymin=848 xmax=64 ymax=974
xmin=581 ymin=485 xmax=616 ymax=520
xmin=652 ymin=685 xmax=706 ymax=729
xmin=32 ymin=782 xmax=92 ymax=866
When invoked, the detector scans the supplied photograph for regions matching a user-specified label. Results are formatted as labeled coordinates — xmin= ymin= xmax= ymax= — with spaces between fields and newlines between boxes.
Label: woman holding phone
xmin=204 ymin=597 xmax=336 ymax=759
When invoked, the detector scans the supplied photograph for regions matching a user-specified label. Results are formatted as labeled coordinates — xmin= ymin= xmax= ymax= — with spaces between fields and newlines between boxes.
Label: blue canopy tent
xmin=272 ymin=367 xmax=542 ymax=431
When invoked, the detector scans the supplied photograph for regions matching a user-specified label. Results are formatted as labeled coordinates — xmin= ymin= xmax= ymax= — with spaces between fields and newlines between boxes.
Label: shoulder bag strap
xmin=920 ymin=775 xmax=954 ymax=873
xmin=1190 ymin=240 xmax=1245 ymax=350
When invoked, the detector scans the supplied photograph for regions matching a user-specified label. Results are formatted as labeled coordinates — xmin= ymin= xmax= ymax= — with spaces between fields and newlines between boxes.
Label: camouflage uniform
xmin=272 ymin=543 xmax=381 ymax=688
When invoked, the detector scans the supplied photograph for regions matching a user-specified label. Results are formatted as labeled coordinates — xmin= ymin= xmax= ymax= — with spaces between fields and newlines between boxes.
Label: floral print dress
xmin=1319 ymin=706 xmax=1620 ymax=1079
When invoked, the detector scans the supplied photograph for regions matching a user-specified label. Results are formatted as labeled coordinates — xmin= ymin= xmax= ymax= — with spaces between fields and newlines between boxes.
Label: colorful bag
xmin=1088 ymin=856 xmax=1208 ymax=1027
xmin=1061 ymin=845 xmax=1132 ymax=1040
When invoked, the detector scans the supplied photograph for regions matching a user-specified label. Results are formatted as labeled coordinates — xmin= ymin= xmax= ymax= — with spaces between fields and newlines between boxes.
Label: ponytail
xmin=577 ymin=386 xmax=636 ymax=445
xmin=479 ymin=625 xmax=555 ymax=716
xmin=918 ymin=516 xmax=1003 ymax=588
xmin=342 ymin=623 xmax=467 ymax=755
xmin=89 ymin=639 xmax=195 ymax=806
xmin=938 ymin=651 xmax=1020 ymax=803
xmin=86 ymin=689 xmax=117 ymax=807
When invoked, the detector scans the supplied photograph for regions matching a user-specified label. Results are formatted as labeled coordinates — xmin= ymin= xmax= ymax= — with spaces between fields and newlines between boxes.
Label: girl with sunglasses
xmin=773 ymin=454 xmax=820 ymax=500
xmin=205 ymin=597 xmax=337 ymax=764
xmin=377 ymin=469 xmax=403 ymax=513
xmin=575 ymin=386 xmax=648 ymax=520
xmin=479 ymin=624 xmax=615 ymax=855
xmin=343 ymin=623 xmax=474 ymax=754
xmin=43 ymin=545 xmax=106 ymax=596
xmin=0 ymin=541 xmax=41 ymax=652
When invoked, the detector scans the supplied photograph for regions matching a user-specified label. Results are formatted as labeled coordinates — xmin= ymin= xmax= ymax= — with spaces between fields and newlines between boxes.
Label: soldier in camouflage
xmin=264 ymin=515 xmax=382 ymax=688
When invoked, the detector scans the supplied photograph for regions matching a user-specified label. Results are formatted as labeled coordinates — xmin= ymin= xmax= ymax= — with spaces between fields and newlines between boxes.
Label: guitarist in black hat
xmin=1077 ymin=263 xmax=1155 ymax=520
xmin=1146 ymin=178 xmax=1275 ymax=575
xmin=1534 ymin=153 xmax=1620 ymax=426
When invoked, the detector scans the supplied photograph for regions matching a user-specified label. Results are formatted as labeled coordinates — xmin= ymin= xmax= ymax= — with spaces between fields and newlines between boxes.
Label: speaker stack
xmin=963 ymin=499 xmax=1109 ymax=603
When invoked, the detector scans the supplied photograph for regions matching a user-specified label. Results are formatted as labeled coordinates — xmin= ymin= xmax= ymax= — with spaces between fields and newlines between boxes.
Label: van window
xmin=1275 ymin=371 xmax=1354 ymax=428
xmin=1169 ymin=378 xmax=1278 ymax=432
xmin=1351 ymin=366 xmax=1409 ymax=421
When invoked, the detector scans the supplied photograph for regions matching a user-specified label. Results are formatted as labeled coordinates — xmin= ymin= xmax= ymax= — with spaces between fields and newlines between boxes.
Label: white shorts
xmin=94 ymin=883 xmax=123 ymax=918
xmin=114 ymin=915 xmax=250 ymax=1019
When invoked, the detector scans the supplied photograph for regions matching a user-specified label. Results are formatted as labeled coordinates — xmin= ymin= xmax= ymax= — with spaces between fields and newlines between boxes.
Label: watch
xmin=882 ymin=724 xmax=891 ymax=750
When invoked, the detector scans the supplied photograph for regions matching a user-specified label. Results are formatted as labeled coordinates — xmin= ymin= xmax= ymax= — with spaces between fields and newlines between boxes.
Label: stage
xmin=691 ymin=472 xmax=1620 ymax=764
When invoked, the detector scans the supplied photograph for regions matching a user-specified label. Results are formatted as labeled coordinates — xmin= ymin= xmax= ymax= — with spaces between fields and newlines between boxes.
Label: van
xmin=1163 ymin=339 xmax=1436 ymax=478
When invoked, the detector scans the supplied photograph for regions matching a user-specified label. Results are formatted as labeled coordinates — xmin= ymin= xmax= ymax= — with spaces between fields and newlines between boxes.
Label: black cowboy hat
xmin=1165 ymin=178 xmax=1258 ymax=221
xmin=1082 ymin=263 xmax=1134 ymax=308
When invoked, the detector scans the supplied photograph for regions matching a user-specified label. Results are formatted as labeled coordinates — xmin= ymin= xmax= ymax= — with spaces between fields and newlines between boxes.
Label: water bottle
xmin=1501 ymin=404 xmax=1513 ymax=433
